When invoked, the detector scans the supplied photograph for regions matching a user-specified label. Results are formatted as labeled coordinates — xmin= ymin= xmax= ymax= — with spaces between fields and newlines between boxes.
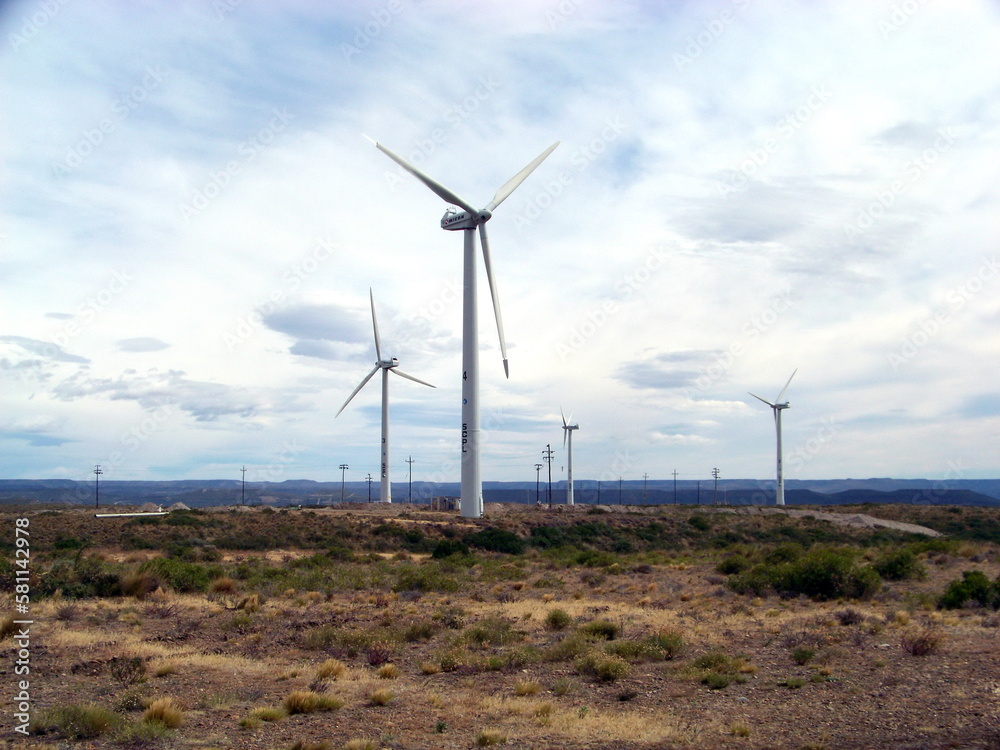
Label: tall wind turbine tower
xmin=749 ymin=369 xmax=797 ymax=506
xmin=336 ymin=289 xmax=435 ymax=503
xmin=368 ymin=137 xmax=559 ymax=518
xmin=561 ymin=408 xmax=579 ymax=506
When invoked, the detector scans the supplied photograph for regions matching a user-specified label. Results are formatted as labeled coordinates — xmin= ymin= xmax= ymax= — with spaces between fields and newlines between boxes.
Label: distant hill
xmin=1 ymin=478 xmax=998 ymax=508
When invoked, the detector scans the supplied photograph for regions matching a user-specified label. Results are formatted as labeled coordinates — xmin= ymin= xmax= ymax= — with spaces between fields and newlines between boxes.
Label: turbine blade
xmin=485 ymin=142 xmax=560 ymax=212
xmin=775 ymin=368 xmax=797 ymax=403
xmin=479 ymin=223 xmax=509 ymax=378
xmin=390 ymin=368 xmax=436 ymax=388
xmin=749 ymin=392 xmax=775 ymax=408
xmin=369 ymin=139 xmax=478 ymax=215
xmin=369 ymin=288 xmax=382 ymax=362
xmin=561 ymin=406 xmax=568 ymax=428
xmin=336 ymin=365 xmax=379 ymax=417
xmin=563 ymin=426 xmax=568 ymax=450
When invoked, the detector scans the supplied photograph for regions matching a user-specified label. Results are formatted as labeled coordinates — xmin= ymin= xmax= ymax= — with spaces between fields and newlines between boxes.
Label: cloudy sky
xmin=2 ymin=0 xmax=999 ymax=489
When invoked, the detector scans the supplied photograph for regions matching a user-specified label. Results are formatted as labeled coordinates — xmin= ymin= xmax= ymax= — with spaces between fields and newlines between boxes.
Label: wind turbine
xmin=368 ymin=137 xmax=559 ymax=518
xmin=336 ymin=289 xmax=435 ymax=503
xmin=749 ymin=369 xmax=797 ymax=507
xmin=561 ymin=408 xmax=579 ymax=506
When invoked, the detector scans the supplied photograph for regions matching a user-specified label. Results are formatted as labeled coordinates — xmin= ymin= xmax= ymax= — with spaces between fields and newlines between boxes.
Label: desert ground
xmin=2 ymin=502 xmax=999 ymax=750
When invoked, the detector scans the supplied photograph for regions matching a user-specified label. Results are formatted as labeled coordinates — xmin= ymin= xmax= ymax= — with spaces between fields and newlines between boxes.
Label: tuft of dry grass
xmin=476 ymin=728 xmax=508 ymax=746
xmin=514 ymin=680 xmax=542 ymax=696
xmin=142 ymin=697 xmax=183 ymax=728
xmin=377 ymin=663 xmax=401 ymax=679
xmin=283 ymin=690 xmax=344 ymax=714
xmin=343 ymin=740 xmax=377 ymax=750
xmin=369 ymin=688 xmax=394 ymax=706
xmin=315 ymin=658 xmax=346 ymax=680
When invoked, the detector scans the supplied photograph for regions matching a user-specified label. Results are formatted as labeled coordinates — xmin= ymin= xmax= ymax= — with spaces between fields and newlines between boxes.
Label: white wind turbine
xmin=749 ymin=369 xmax=797 ymax=506
xmin=561 ymin=408 xmax=579 ymax=506
xmin=336 ymin=289 xmax=435 ymax=503
xmin=368 ymin=137 xmax=559 ymax=518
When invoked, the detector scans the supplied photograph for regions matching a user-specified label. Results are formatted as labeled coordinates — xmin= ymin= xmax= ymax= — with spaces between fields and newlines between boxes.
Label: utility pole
xmin=339 ymin=464 xmax=349 ymax=502
xmin=618 ymin=476 xmax=623 ymax=505
xmin=534 ymin=463 xmax=543 ymax=505
xmin=406 ymin=456 xmax=414 ymax=503
xmin=712 ymin=467 xmax=720 ymax=505
xmin=542 ymin=445 xmax=554 ymax=508
xmin=672 ymin=469 xmax=678 ymax=504
xmin=643 ymin=473 xmax=649 ymax=503
xmin=93 ymin=464 xmax=103 ymax=508
xmin=241 ymin=465 xmax=247 ymax=506
xmin=366 ymin=473 xmax=373 ymax=502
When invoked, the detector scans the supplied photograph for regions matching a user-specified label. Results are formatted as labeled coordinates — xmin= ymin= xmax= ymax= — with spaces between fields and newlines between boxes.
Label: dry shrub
xmin=0 ymin=615 xmax=16 ymax=640
xmin=420 ymin=661 xmax=441 ymax=675
xmin=142 ymin=697 xmax=182 ymax=728
xmin=121 ymin=571 xmax=161 ymax=600
xmin=343 ymin=740 xmax=377 ymax=750
xmin=377 ymin=663 xmax=400 ymax=679
xmin=369 ymin=688 xmax=393 ymax=706
xmin=109 ymin=656 xmax=146 ymax=687
xmin=210 ymin=576 xmax=237 ymax=594
xmin=237 ymin=594 xmax=261 ymax=612
xmin=901 ymin=627 xmax=945 ymax=656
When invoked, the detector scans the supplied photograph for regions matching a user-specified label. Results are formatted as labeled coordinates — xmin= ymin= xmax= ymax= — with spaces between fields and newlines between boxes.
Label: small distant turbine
xmin=749 ymin=369 xmax=797 ymax=506
xmin=337 ymin=289 xmax=435 ymax=503
xmin=561 ymin=408 xmax=579 ymax=506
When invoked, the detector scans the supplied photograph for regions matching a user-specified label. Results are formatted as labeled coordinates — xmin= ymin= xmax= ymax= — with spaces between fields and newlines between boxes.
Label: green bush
xmin=578 ymin=620 xmax=619 ymax=640
xmin=465 ymin=528 xmax=525 ymax=555
xmin=39 ymin=556 xmax=122 ymax=599
xmin=544 ymin=608 xmax=572 ymax=631
xmin=138 ymin=557 xmax=215 ymax=593
xmin=431 ymin=539 xmax=469 ymax=559
xmin=727 ymin=547 xmax=880 ymax=601
xmin=939 ymin=570 xmax=1000 ymax=610
xmin=574 ymin=651 xmax=629 ymax=682
xmin=873 ymin=548 xmax=926 ymax=581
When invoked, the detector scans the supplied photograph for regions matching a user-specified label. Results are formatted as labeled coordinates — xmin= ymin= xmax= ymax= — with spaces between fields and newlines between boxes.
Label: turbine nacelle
xmin=378 ymin=357 xmax=400 ymax=369
xmin=441 ymin=207 xmax=492 ymax=230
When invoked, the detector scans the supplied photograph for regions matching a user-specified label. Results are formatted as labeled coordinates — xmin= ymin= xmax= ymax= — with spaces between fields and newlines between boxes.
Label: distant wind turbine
xmin=368 ymin=136 xmax=559 ymax=518
xmin=561 ymin=408 xmax=579 ymax=506
xmin=749 ymin=369 xmax=797 ymax=506
xmin=336 ymin=289 xmax=435 ymax=503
